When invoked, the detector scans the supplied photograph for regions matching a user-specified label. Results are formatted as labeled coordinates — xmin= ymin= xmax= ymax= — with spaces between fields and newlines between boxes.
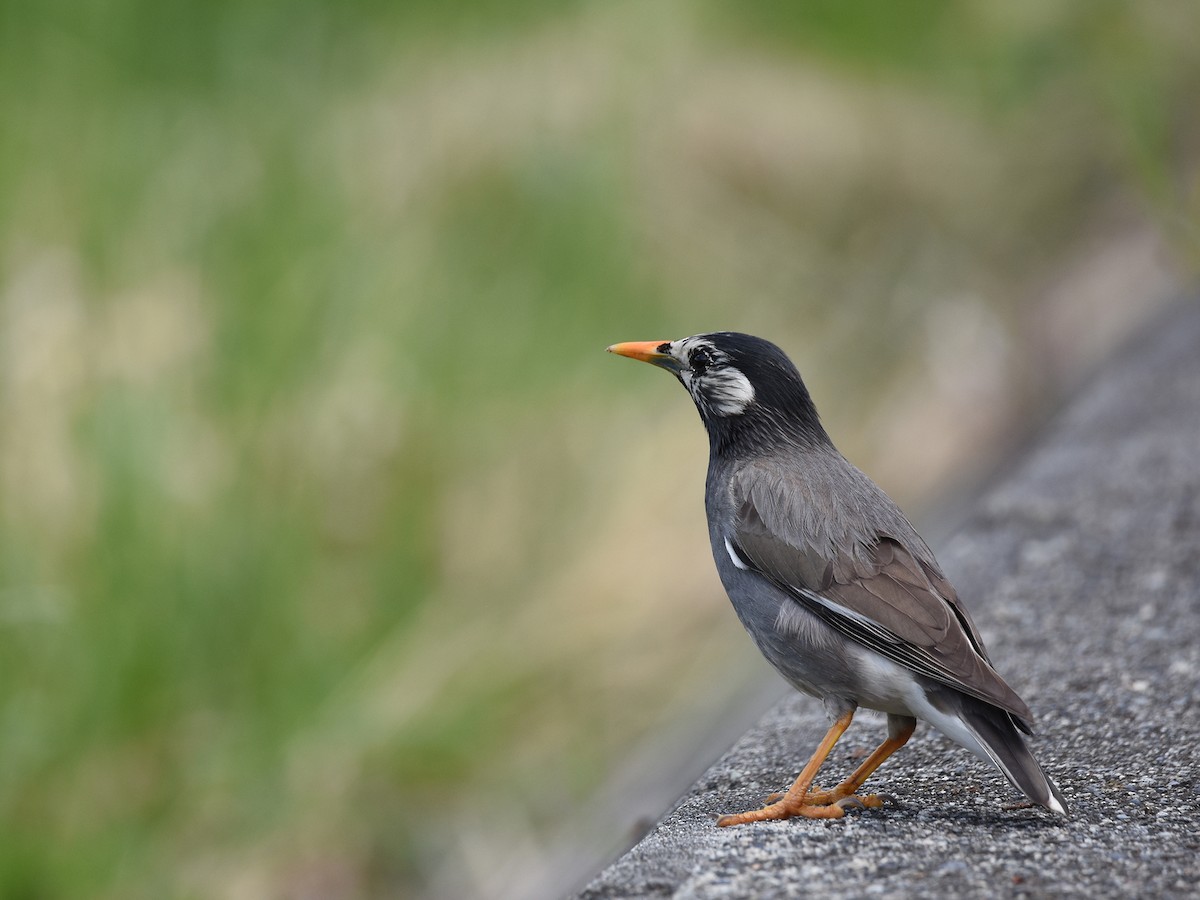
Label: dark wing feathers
xmin=729 ymin=462 xmax=1033 ymax=726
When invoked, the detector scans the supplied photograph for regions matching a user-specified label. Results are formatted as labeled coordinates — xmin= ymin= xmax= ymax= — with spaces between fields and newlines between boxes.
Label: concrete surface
xmin=577 ymin=300 xmax=1200 ymax=898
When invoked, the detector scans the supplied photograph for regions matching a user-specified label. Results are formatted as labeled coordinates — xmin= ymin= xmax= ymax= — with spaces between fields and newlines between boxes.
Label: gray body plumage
xmin=705 ymin=446 xmax=1066 ymax=813
xmin=706 ymin=449 xmax=937 ymax=713
xmin=609 ymin=331 xmax=1067 ymax=815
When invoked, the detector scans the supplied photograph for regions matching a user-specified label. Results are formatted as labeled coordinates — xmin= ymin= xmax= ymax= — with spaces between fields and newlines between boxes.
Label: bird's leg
xmin=716 ymin=710 xmax=855 ymax=825
xmin=804 ymin=715 xmax=915 ymax=808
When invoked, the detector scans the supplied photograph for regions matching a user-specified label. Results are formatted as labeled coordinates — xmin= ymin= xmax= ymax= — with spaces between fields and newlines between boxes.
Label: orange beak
xmin=606 ymin=340 xmax=678 ymax=369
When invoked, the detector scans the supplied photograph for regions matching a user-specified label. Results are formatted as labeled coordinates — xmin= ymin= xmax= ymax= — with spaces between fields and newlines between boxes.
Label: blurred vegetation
xmin=1 ymin=1 xmax=1197 ymax=897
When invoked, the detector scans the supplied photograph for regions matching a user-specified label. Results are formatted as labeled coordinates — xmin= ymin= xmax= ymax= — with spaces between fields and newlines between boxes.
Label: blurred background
xmin=1 ymin=1 xmax=1198 ymax=897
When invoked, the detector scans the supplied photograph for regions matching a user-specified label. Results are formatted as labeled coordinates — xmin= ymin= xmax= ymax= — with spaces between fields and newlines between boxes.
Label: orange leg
xmin=716 ymin=710 xmax=856 ymax=826
xmin=716 ymin=712 xmax=915 ymax=826
xmin=805 ymin=715 xmax=915 ymax=807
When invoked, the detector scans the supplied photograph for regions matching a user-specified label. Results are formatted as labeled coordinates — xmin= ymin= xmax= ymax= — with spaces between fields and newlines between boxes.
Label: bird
xmin=607 ymin=332 xmax=1068 ymax=823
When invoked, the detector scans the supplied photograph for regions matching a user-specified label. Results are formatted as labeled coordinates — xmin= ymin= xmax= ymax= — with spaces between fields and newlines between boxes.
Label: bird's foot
xmin=802 ymin=783 xmax=890 ymax=807
xmin=760 ymin=784 xmax=848 ymax=805
xmin=716 ymin=796 xmax=846 ymax=826
xmin=717 ymin=789 xmax=890 ymax=826
xmin=810 ymin=786 xmax=892 ymax=808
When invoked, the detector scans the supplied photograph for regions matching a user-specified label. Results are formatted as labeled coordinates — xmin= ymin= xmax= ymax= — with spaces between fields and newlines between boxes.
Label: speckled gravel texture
xmin=578 ymin=301 xmax=1200 ymax=899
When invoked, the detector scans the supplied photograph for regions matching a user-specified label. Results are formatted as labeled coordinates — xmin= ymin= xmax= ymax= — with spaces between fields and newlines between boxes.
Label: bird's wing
xmin=729 ymin=464 xmax=1033 ymax=726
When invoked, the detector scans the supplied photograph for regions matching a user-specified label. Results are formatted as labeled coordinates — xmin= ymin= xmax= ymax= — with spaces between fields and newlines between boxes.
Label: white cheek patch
xmin=705 ymin=368 xmax=756 ymax=416
xmin=675 ymin=336 xmax=755 ymax=417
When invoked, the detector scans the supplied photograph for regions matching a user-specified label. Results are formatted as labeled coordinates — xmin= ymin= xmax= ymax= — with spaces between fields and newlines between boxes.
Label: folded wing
xmin=729 ymin=461 xmax=1034 ymax=728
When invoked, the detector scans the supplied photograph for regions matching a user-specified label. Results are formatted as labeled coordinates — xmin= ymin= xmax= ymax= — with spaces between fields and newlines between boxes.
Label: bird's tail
xmin=959 ymin=699 xmax=1069 ymax=815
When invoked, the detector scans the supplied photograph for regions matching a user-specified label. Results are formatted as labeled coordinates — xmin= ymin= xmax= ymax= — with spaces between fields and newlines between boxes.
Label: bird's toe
xmin=716 ymin=798 xmax=848 ymax=826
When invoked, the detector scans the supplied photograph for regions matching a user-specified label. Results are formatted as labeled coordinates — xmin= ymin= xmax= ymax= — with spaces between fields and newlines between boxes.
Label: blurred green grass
xmin=1 ymin=1 xmax=1197 ymax=897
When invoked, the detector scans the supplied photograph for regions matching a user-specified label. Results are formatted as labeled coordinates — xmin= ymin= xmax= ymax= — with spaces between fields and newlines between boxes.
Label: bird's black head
xmin=607 ymin=332 xmax=830 ymax=457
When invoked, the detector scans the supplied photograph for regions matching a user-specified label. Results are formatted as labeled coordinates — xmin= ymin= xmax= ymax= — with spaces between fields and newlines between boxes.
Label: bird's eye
xmin=689 ymin=346 xmax=713 ymax=375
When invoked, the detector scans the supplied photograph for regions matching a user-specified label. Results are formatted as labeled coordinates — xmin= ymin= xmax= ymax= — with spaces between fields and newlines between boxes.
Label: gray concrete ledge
xmin=578 ymin=299 xmax=1200 ymax=898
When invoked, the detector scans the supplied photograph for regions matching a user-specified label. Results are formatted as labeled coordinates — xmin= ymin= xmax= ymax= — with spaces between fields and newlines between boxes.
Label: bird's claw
xmin=833 ymin=792 xmax=889 ymax=812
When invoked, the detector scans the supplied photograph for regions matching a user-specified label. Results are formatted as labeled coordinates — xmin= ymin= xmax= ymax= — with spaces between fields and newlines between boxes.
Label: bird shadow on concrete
xmin=849 ymin=803 xmax=1068 ymax=832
